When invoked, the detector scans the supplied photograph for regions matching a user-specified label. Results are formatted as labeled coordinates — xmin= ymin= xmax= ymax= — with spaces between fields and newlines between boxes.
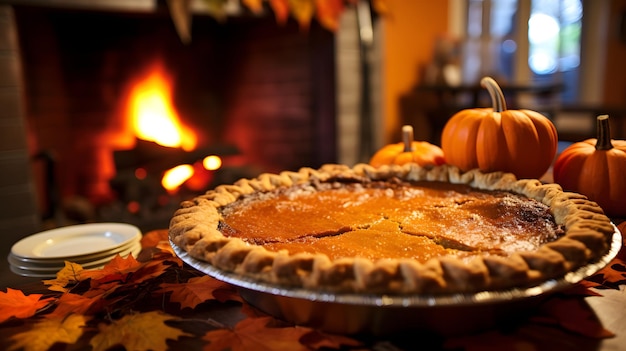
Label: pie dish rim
xmin=169 ymin=163 xmax=617 ymax=295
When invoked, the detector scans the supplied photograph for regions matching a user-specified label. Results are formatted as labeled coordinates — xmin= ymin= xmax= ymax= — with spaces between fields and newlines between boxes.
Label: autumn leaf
xmin=203 ymin=316 xmax=312 ymax=351
xmin=242 ymin=0 xmax=264 ymax=13
xmin=531 ymin=296 xmax=615 ymax=338
xmin=583 ymin=256 xmax=626 ymax=290
xmin=315 ymin=0 xmax=344 ymax=31
xmin=289 ymin=0 xmax=315 ymax=30
xmin=89 ymin=311 xmax=191 ymax=351
xmin=45 ymin=292 xmax=102 ymax=319
xmin=42 ymin=261 xmax=85 ymax=292
xmin=157 ymin=275 xmax=242 ymax=309
xmin=270 ymin=0 xmax=290 ymax=25
xmin=140 ymin=229 xmax=170 ymax=248
xmin=0 ymin=288 xmax=54 ymax=323
xmin=299 ymin=329 xmax=362 ymax=350
xmin=8 ymin=314 xmax=88 ymax=351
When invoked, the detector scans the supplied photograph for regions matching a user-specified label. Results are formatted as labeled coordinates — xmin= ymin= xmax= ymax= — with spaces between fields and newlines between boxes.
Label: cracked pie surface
xmin=169 ymin=164 xmax=615 ymax=295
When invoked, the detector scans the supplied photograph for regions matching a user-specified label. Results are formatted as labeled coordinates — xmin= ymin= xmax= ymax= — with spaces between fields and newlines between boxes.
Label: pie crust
xmin=169 ymin=163 xmax=615 ymax=294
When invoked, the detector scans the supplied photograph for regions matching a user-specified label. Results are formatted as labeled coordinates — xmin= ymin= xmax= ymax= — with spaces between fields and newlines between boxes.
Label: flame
xmin=128 ymin=65 xmax=197 ymax=151
xmin=162 ymin=164 xmax=194 ymax=192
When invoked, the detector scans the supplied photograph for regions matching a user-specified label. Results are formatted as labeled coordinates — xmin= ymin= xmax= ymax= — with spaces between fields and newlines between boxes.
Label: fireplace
xmin=12 ymin=3 xmax=341 ymax=230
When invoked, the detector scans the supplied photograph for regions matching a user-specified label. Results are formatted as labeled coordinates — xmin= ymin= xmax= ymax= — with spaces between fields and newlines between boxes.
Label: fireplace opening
xmin=14 ymin=4 xmax=337 ymax=230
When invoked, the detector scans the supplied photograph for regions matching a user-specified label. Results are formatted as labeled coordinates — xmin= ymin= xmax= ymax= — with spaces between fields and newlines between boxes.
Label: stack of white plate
xmin=8 ymin=223 xmax=142 ymax=278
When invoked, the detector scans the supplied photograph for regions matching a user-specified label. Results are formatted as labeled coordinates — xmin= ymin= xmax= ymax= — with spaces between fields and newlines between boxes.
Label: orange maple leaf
xmin=242 ymin=0 xmax=264 ymax=13
xmin=0 ymin=288 xmax=54 ymax=323
xmin=315 ymin=0 xmax=344 ymax=31
xmin=531 ymin=295 xmax=615 ymax=338
xmin=42 ymin=261 xmax=85 ymax=292
xmin=89 ymin=311 xmax=191 ymax=351
xmin=288 ymin=0 xmax=315 ymax=30
xmin=45 ymin=292 xmax=102 ymax=319
xmin=8 ymin=314 xmax=88 ymax=351
xmin=583 ymin=255 xmax=626 ymax=290
xmin=157 ymin=275 xmax=243 ymax=309
xmin=140 ymin=229 xmax=169 ymax=248
xmin=203 ymin=316 xmax=311 ymax=351
xmin=270 ymin=0 xmax=290 ymax=25
xmin=299 ymin=329 xmax=362 ymax=350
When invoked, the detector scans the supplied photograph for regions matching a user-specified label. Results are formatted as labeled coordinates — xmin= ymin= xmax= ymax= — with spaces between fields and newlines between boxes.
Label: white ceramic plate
xmin=11 ymin=223 xmax=141 ymax=260
xmin=9 ymin=243 xmax=143 ymax=278
xmin=8 ymin=241 xmax=143 ymax=271
xmin=9 ymin=237 xmax=141 ymax=266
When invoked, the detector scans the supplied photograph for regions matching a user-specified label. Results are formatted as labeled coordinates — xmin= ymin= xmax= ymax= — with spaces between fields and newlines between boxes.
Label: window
xmin=463 ymin=0 xmax=582 ymax=103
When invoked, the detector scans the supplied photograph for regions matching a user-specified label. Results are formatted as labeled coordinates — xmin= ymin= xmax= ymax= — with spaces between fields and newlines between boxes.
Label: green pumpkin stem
xmin=481 ymin=76 xmax=507 ymax=112
xmin=596 ymin=115 xmax=614 ymax=150
xmin=402 ymin=125 xmax=414 ymax=152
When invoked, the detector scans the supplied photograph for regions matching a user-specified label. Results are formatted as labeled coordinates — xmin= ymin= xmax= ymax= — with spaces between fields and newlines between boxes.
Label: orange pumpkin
xmin=553 ymin=115 xmax=626 ymax=218
xmin=370 ymin=125 xmax=445 ymax=167
xmin=441 ymin=77 xmax=558 ymax=179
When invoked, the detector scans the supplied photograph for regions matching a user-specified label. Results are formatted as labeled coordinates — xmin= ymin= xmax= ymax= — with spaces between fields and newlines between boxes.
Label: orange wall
xmin=382 ymin=1 xmax=449 ymax=143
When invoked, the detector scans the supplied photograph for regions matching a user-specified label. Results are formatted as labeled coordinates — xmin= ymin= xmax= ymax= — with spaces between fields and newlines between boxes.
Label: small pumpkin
xmin=370 ymin=125 xmax=445 ymax=167
xmin=553 ymin=115 xmax=626 ymax=218
xmin=441 ymin=76 xmax=558 ymax=179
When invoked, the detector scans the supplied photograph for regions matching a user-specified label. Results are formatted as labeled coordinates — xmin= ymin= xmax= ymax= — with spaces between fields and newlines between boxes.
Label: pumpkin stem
xmin=402 ymin=125 xmax=414 ymax=152
xmin=596 ymin=115 xmax=614 ymax=150
xmin=480 ymin=76 xmax=507 ymax=112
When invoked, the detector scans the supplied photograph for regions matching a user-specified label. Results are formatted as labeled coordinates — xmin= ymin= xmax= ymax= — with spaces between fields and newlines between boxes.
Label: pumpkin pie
xmin=169 ymin=163 xmax=615 ymax=294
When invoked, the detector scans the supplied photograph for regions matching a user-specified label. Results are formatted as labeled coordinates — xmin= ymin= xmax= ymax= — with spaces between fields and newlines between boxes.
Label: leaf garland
xmin=167 ymin=0 xmax=388 ymax=43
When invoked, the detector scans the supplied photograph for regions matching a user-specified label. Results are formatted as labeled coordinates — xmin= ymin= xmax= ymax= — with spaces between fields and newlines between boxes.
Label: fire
xmin=162 ymin=165 xmax=194 ymax=191
xmin=128 ymin=65 xmax=197 ymax=151
xmin=124 ymin=63 xmax=222 ymax=193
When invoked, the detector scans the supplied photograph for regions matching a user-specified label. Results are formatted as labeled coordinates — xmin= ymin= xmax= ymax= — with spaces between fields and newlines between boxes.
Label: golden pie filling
xmin=170 ymin=164 xmax=615 ymax=295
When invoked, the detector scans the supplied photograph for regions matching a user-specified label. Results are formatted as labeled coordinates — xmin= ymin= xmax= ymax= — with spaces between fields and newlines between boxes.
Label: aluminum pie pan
xmin=170 ymin=225 xmax=621 ymax=336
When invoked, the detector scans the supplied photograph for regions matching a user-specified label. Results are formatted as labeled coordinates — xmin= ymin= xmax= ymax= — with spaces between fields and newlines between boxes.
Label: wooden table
xmin=1 ymin=222 xmax=624 ymax=351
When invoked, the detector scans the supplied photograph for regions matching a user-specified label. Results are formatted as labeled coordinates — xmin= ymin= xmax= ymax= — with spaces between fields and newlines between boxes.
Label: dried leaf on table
xmin=157 ymin=275 xmax=243 ymax=309
xmin=581 ymin=256 xmax=626 ymax=290
xmin=42 ymin=261 xmax=85 ymax=292
xmin=530 ymin=295 xmax=615 ymax=339
xmin=82 ymin=254 xmax=170 ymax=296
xmin=202 ymin=316 xmax=311 ymax=351
xmin=0 ymin=288 xmax=54 ymax=323
xmin=45 ymin=292 xmax=102 ymax=319
xmin=89 ymin=311 xmax=191 ymax=351
xmin=299 ymin=329 xmax=363 ymax=350
xmin=141 ymin=229 xmax=170 ymax=248
xmin=8 ymin=314 xmax=88 ymax=351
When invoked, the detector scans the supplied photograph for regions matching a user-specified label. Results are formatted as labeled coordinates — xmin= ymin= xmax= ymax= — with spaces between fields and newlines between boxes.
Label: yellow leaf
xmin=89 ymin=311 xmax=191 ymax=351
xmin=288 ymin=0 xmax=315 ymax=30
xmin=242 ymin=0 xmax=264 ymax=13
xmin=42 ymin=261 xmax=85 ymax=292
xmin=8 ymin=314 xmax=88 ymax=351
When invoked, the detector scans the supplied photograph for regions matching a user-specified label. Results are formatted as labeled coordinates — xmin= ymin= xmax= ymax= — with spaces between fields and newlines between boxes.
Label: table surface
xmin=1 ymin=222 xmax=625 ymax=351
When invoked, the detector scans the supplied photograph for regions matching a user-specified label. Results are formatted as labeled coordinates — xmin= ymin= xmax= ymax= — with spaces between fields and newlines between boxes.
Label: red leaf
xmin=157 ymin=276 xmax=242 ymax=309
xmin=203 ymin=316 xmax=311 ymax=351
xmin=315 ymin=0 xmax=344 ymax=31
xmin=46 ymin=292 xmax=102 ymax=318
xmin=0 ymin=288 xmax=54 ymax=323
xmin=270 ymin=0 xmax=290 ymax=25
xmin=531 ymin=295 xmax=615 ymax=338
xmin=140 ymin=229 xmax=169 ymax=248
